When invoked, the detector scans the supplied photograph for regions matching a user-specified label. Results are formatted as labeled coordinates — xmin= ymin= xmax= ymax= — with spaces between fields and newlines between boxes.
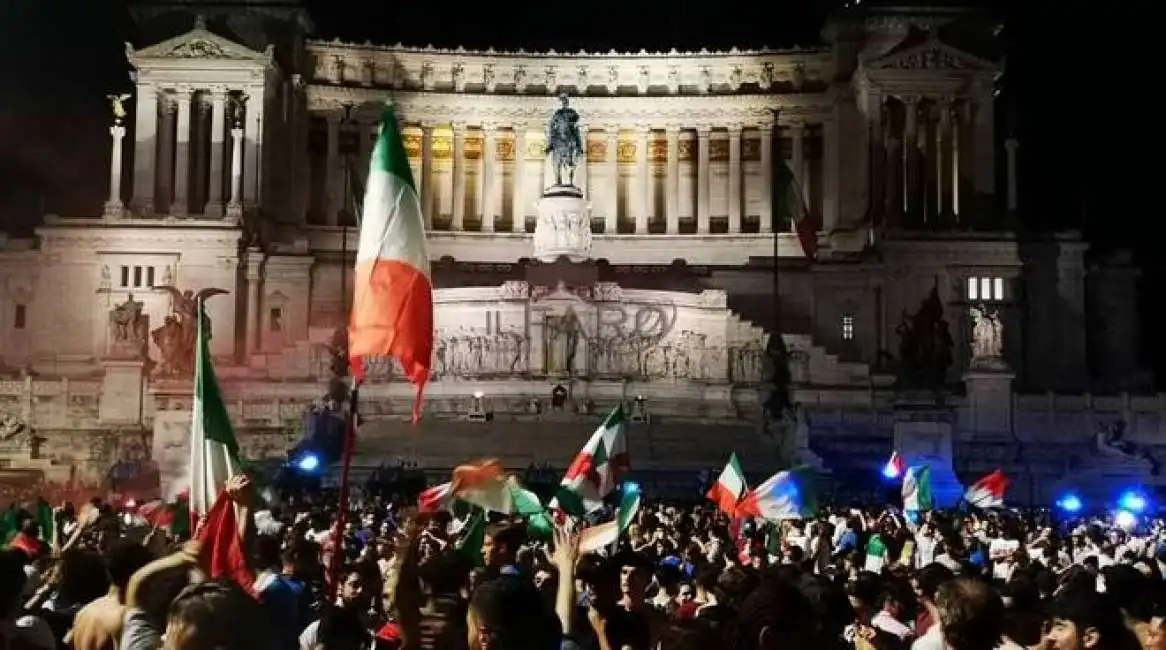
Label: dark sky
xmin=0 ymin=0 xmax=1148 ymax=253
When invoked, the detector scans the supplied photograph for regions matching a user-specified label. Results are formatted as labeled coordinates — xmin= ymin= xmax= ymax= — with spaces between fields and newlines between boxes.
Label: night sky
xmin=0 ymin=0 xmax=1159 ymax=373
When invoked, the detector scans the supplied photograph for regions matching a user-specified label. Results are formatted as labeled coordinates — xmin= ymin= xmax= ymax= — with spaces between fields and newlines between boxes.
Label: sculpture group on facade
xmin=149 ymin=286 xmax=229 ymax=376
xmin=895 ymin=287 xmax=954 ymax=388
xmin=108 ymin=294 xmax=151 ymax=360
xmin=969 ymin=304 xmax=1004 ymax=367
xmin=1095 ymin=420 xmax=1160 ymax=476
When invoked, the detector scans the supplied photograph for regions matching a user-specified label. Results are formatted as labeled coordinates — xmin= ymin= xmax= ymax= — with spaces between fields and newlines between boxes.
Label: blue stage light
xmin=1119 ymin=491 xmax=1147 ymax=513
xmin=622 ymin=481 xmax=641 ymax=496
xmin=295 ymin=453 xmax=321 ymax=472
xmin=1057 ymin=494 xmax=1083 ymax=513
xmin=1115 ymin=510 xmax=1138 ymax=530
xmin=882 ymin=462 xmax=901 ymax=480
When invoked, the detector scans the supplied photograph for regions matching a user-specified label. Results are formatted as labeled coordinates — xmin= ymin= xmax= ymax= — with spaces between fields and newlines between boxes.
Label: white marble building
xmin=0 ymin=3 xmax=1152 ymax=503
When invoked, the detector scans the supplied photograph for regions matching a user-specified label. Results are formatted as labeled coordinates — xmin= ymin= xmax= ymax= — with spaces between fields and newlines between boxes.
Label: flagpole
xmin=326 ymin=382 xmax=360 ymax=598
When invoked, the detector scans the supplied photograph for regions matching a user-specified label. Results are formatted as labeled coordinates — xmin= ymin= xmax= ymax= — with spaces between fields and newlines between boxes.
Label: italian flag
xmin=738 ymin=467 xmax=817 ymax=521
xmin=706 ymin=453 xmax=748 ymax=515
xmin=579 ymin=489 xmax=642 ymax=553
xmin=417 ymin=459 xmax=543 ymax=516
xmin=773 ymin=146 xmax=817 ymax=259
xmin=884 ymin=450 xmax=906 ymax=479
xmin=902 ymin=464 xmax=933 ymax=511
xmin=349 ymin=104 xmax=433 ymax=422
xmin=188 ymin=303 xmax=251 ymax=589
xmin=551 ymin=404 xmax=630 ymax=516
xmin=964 ymin=469 xmax=1010 ymax=509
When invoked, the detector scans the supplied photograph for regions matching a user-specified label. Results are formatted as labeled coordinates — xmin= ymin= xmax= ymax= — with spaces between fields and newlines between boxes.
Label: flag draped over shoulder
xmin=189 ymin=299 xmax=242 ymax=519
xmin=738 ymin=466 xmax=817 ymax=521
xmin=902 ymin=464 xmax=933 ymax=511
xmin=348 ymin=104 xmax=433 ymax=423
xmin=551 ymin=404 xmax=630 ymax=516
xmin=706 ymin=453 xmax=748 ymax=516
xmin=964 ymin=469 xmax=1010 ymax=509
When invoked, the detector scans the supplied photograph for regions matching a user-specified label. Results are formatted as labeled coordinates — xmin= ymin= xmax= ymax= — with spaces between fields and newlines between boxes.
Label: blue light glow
xmin=882 ymin=461 xmax=901 ymax=480
xmin=1115 ymin=510 xmax=1138 ymax=530
xmin=295 ymin=453 xmax=320 ymax=472
xmin=622 ymin=481 xmax=641 ymax=495
xmin=1057 ymin=494 xmax=1083 ymax=513
xmin=1119 ymin=491 xmax=1147 ymax=513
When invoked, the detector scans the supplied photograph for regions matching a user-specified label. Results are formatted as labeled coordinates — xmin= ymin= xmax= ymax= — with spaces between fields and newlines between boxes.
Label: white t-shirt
xmin=989 ymin=538 xmax=1020 ymax=580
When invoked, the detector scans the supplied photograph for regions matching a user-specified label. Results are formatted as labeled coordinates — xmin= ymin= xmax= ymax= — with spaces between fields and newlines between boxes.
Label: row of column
xmin=320 ymin=120 xmax=807 ymax=235
xmin=128 ymin=84 xmax=263 ymax=219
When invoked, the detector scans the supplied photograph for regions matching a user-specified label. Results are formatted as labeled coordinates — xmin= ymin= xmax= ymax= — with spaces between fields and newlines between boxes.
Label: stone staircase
xmin=781 ymin=333 xmax=872 ymax=387
xmin=349 ymin=415 xmax=779 ymax=476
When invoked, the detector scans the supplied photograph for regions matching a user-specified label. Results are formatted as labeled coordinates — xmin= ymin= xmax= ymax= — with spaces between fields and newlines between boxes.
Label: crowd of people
xmin=3 ymin=473 xmax=1166 ymax=650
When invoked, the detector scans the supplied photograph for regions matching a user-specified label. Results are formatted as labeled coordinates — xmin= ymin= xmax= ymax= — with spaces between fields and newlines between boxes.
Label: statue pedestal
xmin=963 ymin=368 xmax=1014 ymax=435
xmin=533 ymin=185 xmax=591 ymax=263
xmin=99 ymin=359 xmax=146 ymax=425
xmin=893 ymin=395 xmax=963 ymax=507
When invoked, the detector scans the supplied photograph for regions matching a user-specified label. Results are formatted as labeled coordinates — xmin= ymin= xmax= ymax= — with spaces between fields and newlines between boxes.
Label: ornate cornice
xmin=305 ymin=40 xmax=832 ymax=98
xmin=306 ymin=88 xmax=825 ymax=127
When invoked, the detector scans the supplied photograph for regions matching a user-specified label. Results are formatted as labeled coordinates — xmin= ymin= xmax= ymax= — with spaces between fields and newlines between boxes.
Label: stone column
xmin=918 ymin=103 xmax=932 ymax=223
xmin=132 ymin=85 xmax=158 ymax=215
xmin=451 ymin=122 xmax=467 ymax=231
xmin=758 ymin=123 xmax=773 ymax=233
xmin=420 ymin=122 xmax=435 ymax=229
xmin=727 ymin=124 xmax=742 ymax=233
xmin=324 ymin=113 xmax=340 ymax=226
xmin=902 ymin=96 xmax=919 ymax=218
xmin=636 ymin=126 xmax=650 ymax=234
xmin=227 ymin=123 xmax=244 ymax=219
xmin=867 ymin=94 xmax=884 ymax=225
xmin=1005 ymin=137 xmax=1019 ymax=212
xmin=205 ymin=87 xmax=227 ymax=217
xmin=937 ymin=98 xmax=951 ymax=220
xmin=104 ymin=122 xmax=127 ymax=219
xmin=696 ymin=126 xmax=711 ymax=233
xmin=576 ymin=124 xmax=588 ymax=197
xmin=244 ymin=249 xmax=262 ymax=357
xmin=481 ymin=123 xmax=497 ymax=232
xmin=157 ymin=96 xmax=176 ymax=213
xmin=511 ymin=125 xmax=526 ymax=232
xmin=359 ymin=121 xmax=375 ymax=167
xmin=790 ymin=123 xmax=806 ymax=228
xmin=951 ymin=103 xmax=961 ymax=220
xmin=666 ymin=125 xmax=681 ymax=234
xmin=821 ymin=115 xmax=840 ymax=232
xmin=605 ymin=127 xmax=619 ymax=233
xmin=243 ymin=86 xmax=263 ymax=209
xmin=172 ymin=88 xmax=192 ymax=215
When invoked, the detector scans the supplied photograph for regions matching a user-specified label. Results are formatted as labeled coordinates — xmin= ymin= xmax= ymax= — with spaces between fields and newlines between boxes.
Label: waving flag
xmin=964 ymin=469 xmax=1010 ymax=509
xmin=738 ymin=467 xmax=817 ymax=521
xmin=883 ymin=451 xmax=906 ymax=479
xmin=188 ymin=301 xmax=241 ymax=519
xmin=551 ymin=404 xmax=630 ymax=516
xmin=417 ymin=460 xmax=543 ymax=515
xmin=706 ymin=453 xmax=748 ymax=515
xmin=902 ymin=464 xmax=933 ymax=511
xmin=349 ymin=105 xmax=433 ymax=422
xmin=579 ymin=489 xmax=642 ymax=553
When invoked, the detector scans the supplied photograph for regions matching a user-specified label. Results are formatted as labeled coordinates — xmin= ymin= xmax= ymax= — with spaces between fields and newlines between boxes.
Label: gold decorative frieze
xmin=742 ymin=138 xmax=760 ymax=162
xmin=402 ymin=133 xmax=422 ymax=159
xmin=464 ymin=134 xmax=483 ymax=160
xmin=709 ymin=138 xmax=729 ymax=162
xmin=648 ymin=138 xmax=667 ymax=163
xmin=677 ymin=139 xmax=693 ymax=162
xmin=587 ymin=137 xmax=606 ymax=163
xmin=616 ymin=140 xmax=637 ymax=164
xmin=497 ymin=137 xmax=516 ymax=162
xmin=432 ymin=134 xmax=452 ymax=160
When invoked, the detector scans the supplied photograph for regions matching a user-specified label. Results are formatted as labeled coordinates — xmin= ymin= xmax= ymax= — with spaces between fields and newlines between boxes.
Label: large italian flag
xmin=349 ymin=104 xmax=433 ymax=422
xmin=902 ymin=464 xmax=934 ymax=511
xmin=188 ymin=300 xmax=241 ymax=519
xmin=188 ymin=302 xmax=252 ymax=589
xmin=551 ymin=404 xmax=630 ymax=516
xmin=706 ymin=453 xmax=748 ymax=515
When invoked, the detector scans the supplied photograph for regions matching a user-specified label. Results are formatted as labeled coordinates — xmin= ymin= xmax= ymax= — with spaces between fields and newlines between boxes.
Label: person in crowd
xmin=68 ymin=541 xmax=153 ymax=650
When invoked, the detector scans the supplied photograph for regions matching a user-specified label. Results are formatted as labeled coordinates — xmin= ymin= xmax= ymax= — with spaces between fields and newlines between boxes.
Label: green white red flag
xmin=551 ymin=404 xmax=630 ymax=516
xmin=348 ymin=104 xmax=433 ymax=422
xmin=964 ymin=469 xmax=1010 ymax=509
xmin=738 ymin=466 xmax=817 ymax=521
xmin=706 ymin=452 xmax=748 ymax=515
xmin=417 ymin=459 xmax=543 ymax=516
xmin=902 ymin=464 xmax=934 ymax=511
xmin=579 ymin=489 xmax=642 ymax=553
